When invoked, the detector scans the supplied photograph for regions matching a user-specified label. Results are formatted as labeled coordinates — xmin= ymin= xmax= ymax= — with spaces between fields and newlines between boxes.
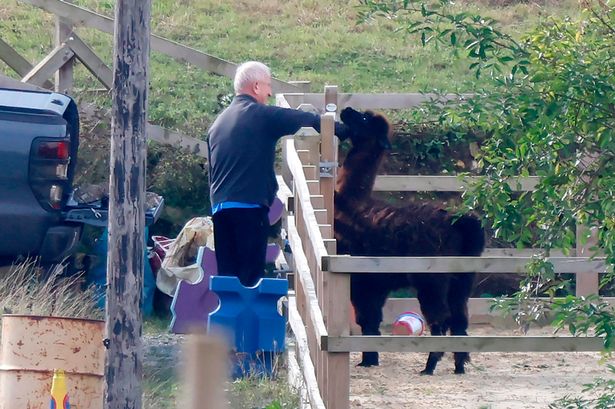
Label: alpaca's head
xmin=340 ymin=107 xmax=392 ymax=150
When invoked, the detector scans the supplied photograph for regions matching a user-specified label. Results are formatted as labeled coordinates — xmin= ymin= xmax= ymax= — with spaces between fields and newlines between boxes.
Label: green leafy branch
xmin=549 ymin=364 xmax=615 ymax=409
xmin=357 ymin=0 xmax=530 ymax=79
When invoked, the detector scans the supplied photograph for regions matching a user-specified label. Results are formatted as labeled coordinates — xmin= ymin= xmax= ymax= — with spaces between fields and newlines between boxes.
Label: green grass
xmin=143 ymin=363 xmax=178 ymax=409
xmin=143 ymin=315 xmax=172 ymax=334
xmin=1 ymin=0 xmax=583 ymax=135
xmin=141 ymin=330 xmax=300 ymax=409
xmin=229 ymin=372 xmax=301 ymax=409
xmin=143 ymin=368 xmax=301 ymax=409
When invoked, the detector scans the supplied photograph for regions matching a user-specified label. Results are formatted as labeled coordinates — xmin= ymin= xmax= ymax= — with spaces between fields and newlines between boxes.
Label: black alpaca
xmin=334 ymin=107 xmax=485 ymax=375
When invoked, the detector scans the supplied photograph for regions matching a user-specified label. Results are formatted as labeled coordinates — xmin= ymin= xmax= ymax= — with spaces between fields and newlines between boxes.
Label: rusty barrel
xmin=0 ymin=314 xmax=104 ymax=409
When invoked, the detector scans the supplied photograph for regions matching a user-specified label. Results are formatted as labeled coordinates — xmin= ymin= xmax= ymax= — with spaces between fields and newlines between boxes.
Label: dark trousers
xmin=212 ymin=207 xmax=269 ymax=287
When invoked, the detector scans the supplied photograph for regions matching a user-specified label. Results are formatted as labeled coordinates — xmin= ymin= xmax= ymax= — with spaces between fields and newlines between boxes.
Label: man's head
xmin=234 ymin=61 xmax=272 ymax=104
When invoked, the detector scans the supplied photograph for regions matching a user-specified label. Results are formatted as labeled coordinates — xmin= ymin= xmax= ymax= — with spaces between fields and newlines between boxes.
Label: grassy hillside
xmin=1 ymin=0 xmax=582 ymax=132
xmin=0 ymin=0 xmax=584 ymax=233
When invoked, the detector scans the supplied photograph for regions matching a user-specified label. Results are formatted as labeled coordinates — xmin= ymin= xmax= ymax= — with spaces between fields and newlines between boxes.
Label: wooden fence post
xmin=323 ymin=269 xmax=350 ymax=409
xmin=320 ymin=89 xmax=350 ymax=408
xmin=54 ymin=0 xmax=73 ymax=94
xmin=104 ymin=0 xmax=151 ymax=408
xmin=575 ymin=152 xmax=600 ymax=297
xmin=179 ymin=335 xmax=228 ymax=409
xmin=321 ymin=86 xmax=338 ymax=226
xmin=576 ymin=226 xmax=599 ymax=296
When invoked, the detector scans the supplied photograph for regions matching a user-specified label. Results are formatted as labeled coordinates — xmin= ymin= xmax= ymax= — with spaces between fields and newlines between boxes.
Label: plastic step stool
xmin=170 ymin=243 xmax=282 ymax=333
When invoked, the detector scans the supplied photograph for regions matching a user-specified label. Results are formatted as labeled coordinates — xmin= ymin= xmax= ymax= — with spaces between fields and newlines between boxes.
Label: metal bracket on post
xmin=319 ymin=161 xmax=337 ymax=178
xmin=325 ymin=102 xmax=337 ymax=118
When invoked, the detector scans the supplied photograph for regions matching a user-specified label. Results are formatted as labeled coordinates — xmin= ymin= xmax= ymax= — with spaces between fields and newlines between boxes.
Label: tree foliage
xmin=359 ymin=0 xmax=614 ymax=261
xmin=358 ymin=0 xmax=615 ymax=349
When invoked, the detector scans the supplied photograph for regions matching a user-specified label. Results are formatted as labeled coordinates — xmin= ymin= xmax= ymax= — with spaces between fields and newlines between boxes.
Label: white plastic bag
xmin=156 ymin=217 xmax=214 ymax=296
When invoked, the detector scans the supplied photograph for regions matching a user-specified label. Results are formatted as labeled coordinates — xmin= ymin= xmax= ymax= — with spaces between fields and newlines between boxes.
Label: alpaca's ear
xmin=373 ymin=115 xmax=392 ymax=149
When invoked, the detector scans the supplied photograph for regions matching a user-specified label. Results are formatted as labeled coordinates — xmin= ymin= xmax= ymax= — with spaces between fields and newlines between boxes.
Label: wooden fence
xmin=278 ymin=88 xmax=610 ymax=409
xmin=2 ymin=0 xmax=309 ymax=158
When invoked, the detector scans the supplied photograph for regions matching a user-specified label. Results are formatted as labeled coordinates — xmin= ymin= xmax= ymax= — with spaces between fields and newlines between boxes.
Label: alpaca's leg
xmin=352 ymin=278 xmax=388 ymax=367
xmin=448 ymin=272 xmax=474 ymax=374
xmin=449 ymin=313 xmax=470 ymax=374
xmin=421 ymin=322 xmax=447 ymax=376
xmin=416 ymin=282 xmax=450 ymax=375
xmin=354 ymin=300 xmax=383 ymax=367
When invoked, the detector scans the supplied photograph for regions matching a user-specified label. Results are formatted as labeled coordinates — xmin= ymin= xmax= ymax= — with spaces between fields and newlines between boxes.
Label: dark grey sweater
xmin=207 ymin=95 xmax=349 ymax=209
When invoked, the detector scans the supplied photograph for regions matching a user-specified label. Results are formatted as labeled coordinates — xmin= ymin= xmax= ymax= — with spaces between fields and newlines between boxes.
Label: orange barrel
xmin=0 ymin=314 xmax=104 ymax=409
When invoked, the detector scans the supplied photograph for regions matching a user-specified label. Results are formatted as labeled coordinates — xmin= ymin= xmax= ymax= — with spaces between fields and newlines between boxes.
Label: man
xmin=207 ymin=61 xmax=352 ymax=287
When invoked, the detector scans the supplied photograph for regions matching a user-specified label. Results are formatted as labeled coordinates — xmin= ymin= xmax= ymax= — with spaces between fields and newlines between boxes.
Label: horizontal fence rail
xmin=322 ymin=256 xmax=609 ymax=274
xmin=285 ymin=137 xmax=329 ymax=269
xmin=288 ymin=297 xmax=327 ymax=409
xmin=373 ymin=175 xmax=540 ymax=192
xmin=283 ymin=92 xmax=470 ymax=110
xmin=322 ymin=335 xmax=606 ymax=353
xmin=287 ymin=216 xmax=329 ymax=346
xmin=19 ymin=0 xmax=302 ymax=93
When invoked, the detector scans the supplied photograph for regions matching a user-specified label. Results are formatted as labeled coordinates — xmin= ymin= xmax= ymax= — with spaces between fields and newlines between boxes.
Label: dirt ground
xmin=349 ymin=325 xmax=612 ymax=409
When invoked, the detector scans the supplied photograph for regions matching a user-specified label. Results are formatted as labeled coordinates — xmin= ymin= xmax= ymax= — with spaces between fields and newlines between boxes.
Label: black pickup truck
xmin=0 ymin=87 xmax=163 ymax=266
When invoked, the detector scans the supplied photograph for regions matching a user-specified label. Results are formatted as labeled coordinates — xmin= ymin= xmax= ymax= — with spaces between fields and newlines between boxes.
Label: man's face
xmin=253 ymin=76 xmax=272 ymax=104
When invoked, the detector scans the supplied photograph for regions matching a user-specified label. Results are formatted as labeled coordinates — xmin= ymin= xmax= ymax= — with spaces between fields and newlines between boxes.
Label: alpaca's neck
xmin=336 ymin=146 xmax=386 ymax=201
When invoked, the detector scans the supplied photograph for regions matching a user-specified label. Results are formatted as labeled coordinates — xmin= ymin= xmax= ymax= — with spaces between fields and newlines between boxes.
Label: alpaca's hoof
xmin=357 ymin=360 xmax=379 ymax=367
xmin=419 ymin=369 xmax=434 ymax=376
xmin=358 ymin=352 xmax=379 ymax=367
xmin=454 ymin=368 xmax=466 ymax=375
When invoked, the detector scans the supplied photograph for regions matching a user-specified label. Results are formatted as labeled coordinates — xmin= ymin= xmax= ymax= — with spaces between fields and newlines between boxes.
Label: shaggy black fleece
xmin=335 ymin=107 xmax=485 ymax=375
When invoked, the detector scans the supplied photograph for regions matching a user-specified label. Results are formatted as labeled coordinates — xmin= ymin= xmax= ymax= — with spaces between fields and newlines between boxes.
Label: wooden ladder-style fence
xmin=277 ymin=88 xmax=610 ymax=409
xmin=1 ymin=0 xmax=309 ymax=158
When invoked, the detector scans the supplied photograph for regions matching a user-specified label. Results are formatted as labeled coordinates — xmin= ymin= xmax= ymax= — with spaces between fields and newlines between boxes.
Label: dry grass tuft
xmin=0 ymin=259 xmax=103 ymax=320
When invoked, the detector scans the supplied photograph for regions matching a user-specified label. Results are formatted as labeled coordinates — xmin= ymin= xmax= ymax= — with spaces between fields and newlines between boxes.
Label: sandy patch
xmin=349 ymin=326 xmax=612 ymax=409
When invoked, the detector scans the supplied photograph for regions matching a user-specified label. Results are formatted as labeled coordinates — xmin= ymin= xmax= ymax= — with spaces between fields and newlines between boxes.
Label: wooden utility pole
xmin=104 ymin=0 xmax=151 ymax=408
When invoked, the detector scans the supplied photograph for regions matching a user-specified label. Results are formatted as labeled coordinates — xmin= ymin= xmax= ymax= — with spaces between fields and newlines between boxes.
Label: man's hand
xmin=334 ymin=122 xmax=355 ymax=141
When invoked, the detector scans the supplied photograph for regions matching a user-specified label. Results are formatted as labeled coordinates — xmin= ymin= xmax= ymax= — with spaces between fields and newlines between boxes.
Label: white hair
xmin=233 ymin=61 xmax=271 ymax=94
